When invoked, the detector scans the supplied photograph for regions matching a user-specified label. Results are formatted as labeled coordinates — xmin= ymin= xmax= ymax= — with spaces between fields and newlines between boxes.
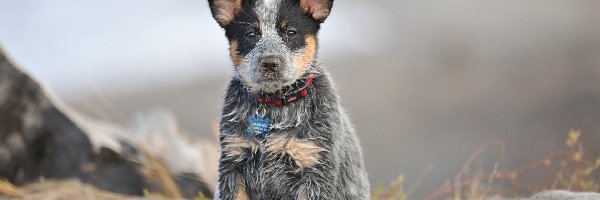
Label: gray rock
xmin=0 ymin=46 xmax=216 ymax=198
xmin=529 ymin=190 xmax=600 ymax=200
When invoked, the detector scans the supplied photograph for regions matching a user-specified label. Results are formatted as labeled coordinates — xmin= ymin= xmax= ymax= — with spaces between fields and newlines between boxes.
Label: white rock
xmin=529 ymin=190 xmax=600 ymax=200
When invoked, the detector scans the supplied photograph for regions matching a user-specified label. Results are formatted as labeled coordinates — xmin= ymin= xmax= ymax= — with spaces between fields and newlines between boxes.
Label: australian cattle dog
xmin=208 ymin=0 xmax=369 ymax=199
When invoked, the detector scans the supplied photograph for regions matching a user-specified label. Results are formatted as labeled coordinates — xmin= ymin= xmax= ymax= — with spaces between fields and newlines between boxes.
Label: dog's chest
xmin=221 ymin=118 xmax=327 ymax=196
xmin=248 ymin=132 xmax=326 ymax=197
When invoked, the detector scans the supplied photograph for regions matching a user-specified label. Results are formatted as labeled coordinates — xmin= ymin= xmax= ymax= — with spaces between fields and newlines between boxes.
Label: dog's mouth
xmin=253 ymin=75 xmax=296 ymax=92
xmin=256 ymin=76 xmax=286 ymax=82
xmin=256 ymin=69 xmax=286 ymax=81
xmin=250 ymin=73 xmax=304 ymax=94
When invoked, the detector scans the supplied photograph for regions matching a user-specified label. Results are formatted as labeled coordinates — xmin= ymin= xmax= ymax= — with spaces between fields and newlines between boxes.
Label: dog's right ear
xmin=208 ymin=0 xmax=242 ymax=27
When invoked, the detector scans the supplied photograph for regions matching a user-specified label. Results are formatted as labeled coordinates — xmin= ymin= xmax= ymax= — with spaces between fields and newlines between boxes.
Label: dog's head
xmin=208 ymin=0 xmax=333 ymax=92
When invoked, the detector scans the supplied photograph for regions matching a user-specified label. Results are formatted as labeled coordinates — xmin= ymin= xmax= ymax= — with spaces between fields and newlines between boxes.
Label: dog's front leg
xmin=217 ymin=136 xmax=258 ymax=200
xmin=265 ymin=136 xmax=336 ymax=200
xmin=295 ymin=150 xmax=337 ymax=200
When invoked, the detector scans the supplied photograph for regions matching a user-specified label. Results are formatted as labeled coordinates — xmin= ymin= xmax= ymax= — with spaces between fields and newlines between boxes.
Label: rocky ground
xmin=0 ymin=47 xmax=217 ymax=199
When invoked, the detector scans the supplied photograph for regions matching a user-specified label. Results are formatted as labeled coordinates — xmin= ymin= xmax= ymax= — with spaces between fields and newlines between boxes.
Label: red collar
xmin=253 ymin=72 xmax=315 ymax=106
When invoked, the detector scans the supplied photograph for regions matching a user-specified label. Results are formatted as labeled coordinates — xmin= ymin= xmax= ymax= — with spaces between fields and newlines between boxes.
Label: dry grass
xmin=372 ymin=129 xmax=600 ymax=200
xmin=3 ymin=130 xmax=597 ymax=200
xmin=372 ymin=175 xmax=407 ymax=200
xmin=0 ymin=179 xmax=23 ymax=198
xmin=137 ymin=146 xmax=212 ymax=200
xmin=0 ymin=179 xmax=134 ymax=200
xmin=0 ymin=147 xmax=210 ymax=200
xmin=138 ymin=147 xmax=182 ymax=199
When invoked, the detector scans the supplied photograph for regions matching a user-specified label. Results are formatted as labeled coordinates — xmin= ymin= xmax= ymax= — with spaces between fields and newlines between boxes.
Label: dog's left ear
xmin=300 ymin=0 xmax=334 ymax=22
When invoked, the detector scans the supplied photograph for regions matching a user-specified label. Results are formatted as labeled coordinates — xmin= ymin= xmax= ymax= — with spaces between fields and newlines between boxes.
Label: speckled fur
xmin=217 ymin=67 xmax=369 ymax=200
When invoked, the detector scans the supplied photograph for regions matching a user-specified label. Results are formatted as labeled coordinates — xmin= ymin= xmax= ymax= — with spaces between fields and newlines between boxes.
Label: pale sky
xmin=0 ymin=0 xmax=389 ymax=98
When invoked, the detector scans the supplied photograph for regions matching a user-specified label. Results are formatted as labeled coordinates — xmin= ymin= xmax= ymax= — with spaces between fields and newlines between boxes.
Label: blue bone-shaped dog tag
xmin=247 ymin=115 xmax=271 ymax=138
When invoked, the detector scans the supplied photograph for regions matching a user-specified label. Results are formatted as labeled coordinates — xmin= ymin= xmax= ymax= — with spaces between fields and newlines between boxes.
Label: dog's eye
xmin=245 ymin=31 xmax=257 ymax=39
xmin=286 ymin=30 xmax=297 ymax=37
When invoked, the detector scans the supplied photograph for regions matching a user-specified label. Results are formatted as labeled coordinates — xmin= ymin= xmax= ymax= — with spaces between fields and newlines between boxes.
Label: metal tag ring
xmin=255 ymin=107 xmax=267 ymax=118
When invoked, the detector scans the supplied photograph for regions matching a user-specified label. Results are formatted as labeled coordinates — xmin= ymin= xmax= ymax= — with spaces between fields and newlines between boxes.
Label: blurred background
xmin=1 ymin=0 xmax=599 ymax=198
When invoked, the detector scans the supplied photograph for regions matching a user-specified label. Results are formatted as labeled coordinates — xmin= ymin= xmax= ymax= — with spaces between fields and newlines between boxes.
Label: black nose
xmin=260 ymin=56 xmax=284 ymax=71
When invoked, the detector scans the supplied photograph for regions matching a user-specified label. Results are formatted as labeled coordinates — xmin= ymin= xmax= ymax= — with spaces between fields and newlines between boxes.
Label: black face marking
xmin=225 ymin=2 xmax=260 ymax=56
xmin=276 ymin=0 xmax=320 ymax=52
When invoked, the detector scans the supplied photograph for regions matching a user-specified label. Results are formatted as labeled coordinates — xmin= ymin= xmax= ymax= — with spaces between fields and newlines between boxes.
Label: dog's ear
xmin=208 ymin=0 xmax=242 ymax=27
xmin=300 ymin=0 xmax=334 ymax=22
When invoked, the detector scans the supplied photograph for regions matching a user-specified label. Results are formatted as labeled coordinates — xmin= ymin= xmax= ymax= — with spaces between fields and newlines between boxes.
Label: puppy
xmin=208 ymin=0 xmax=370 ymax=199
